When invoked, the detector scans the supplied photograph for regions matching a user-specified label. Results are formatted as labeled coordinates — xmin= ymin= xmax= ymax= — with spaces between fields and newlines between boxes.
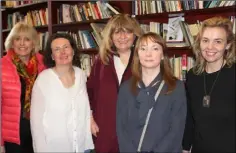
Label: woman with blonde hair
xmin=182 ymin=16 xmax=235 ymax=153
xmin=116 ymin=32 xmax=187 ymax=152
xmin=1 ymin=22 xmax=45 ymax=153
xmin=87 ymin=13 xmax=143 ymax=153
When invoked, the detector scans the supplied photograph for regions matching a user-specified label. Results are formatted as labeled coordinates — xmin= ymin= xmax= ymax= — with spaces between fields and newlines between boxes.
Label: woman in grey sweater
xmin=116 ymin=32 xmax=187 ymax=152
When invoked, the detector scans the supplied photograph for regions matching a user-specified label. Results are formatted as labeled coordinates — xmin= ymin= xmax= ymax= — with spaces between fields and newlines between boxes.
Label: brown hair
xmin=99 ymin=14 xmax=143 ymax=65
xmin=43 ymin=33 xmax=81 ymax=68
xmin=131 ymin=32 xmax=177 ymax=95
xmin=193 ymin=16 xmax=235 ymax=74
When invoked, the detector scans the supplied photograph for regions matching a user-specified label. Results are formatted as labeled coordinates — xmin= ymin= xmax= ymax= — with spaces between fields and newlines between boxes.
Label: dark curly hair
xmin=43 ymin=33 xmax=81 ymax=68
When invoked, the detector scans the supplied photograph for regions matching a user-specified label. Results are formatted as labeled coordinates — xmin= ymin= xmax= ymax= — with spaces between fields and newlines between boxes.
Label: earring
xmin=51 ymin=55 xmax=54 ymax=60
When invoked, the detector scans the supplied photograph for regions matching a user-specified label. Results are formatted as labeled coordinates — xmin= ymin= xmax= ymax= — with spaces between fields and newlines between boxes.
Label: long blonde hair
xmin=99 ymin=14 xmax=143 ymax=65
xmin=131 ymin=32 xmax=177 ymax=95
xmin=193 ymin=16 xmax=235 ymax=74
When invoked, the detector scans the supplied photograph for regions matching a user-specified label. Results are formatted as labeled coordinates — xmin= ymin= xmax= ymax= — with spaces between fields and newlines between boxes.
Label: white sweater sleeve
xmin=81 ymin=71 xmax=94 ymax=150
xmin=30 ymin=80 xmax=47 ymax=152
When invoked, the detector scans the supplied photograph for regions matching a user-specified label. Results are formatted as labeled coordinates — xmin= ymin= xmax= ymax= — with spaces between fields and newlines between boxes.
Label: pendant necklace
xmin=203 ymin=61 xmax=224 ymax=108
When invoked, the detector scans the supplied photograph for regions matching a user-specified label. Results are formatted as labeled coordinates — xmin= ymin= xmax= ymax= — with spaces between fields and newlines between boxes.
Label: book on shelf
xmin=56 ymin=2 xmax=119 ymax=24
xmin=166 ymin=16 xmax=184 ymax=42
xmin=90 ymin=23 xmax=106 ymax=46
xmin=140 ymin=21 xmax=189 ymax=47
xmin=80 ymin=30 xmax=97 ymax=49
xmin=231 ymin=16 xmax=236 ymax=34
xmin=169 ymin=54 xmax=195 ymax=81
xmin=4 ymin=0 xmax=42 ymax=8
xmin=105 ymin=3 xmax=120 ymax=15
xmin=57 ymin=30 xmax=97 ymax=50
xmin=38 ymin=32 xmax=49 ymax=52
xmin=179 ymin=21 xmax=196 ymax=48
xmin=133 ymin=0 xmax=235 ymax=15
xmin=179 ymin=21 xmax=191 ymax=47
xmin=5 ymin=8 xmax=48 ymax=29
xmin=62 ymin=4 xmax=72 ymax=23
xmin=80 ymin=54 xmax=92 ymax=77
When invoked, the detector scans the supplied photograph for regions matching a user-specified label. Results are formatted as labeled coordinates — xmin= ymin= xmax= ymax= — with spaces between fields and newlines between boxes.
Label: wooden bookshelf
xmin=51 ymin=18 xmax=109 ymax=33
xmin=80 ymin=48 xmax=99 ymax=54
xmin=1 ymin=1 xmax=47 ymax=11
xmin=135 ymin=4 xmax=235 ymax=57
xmin=1 ymin=1 xmax=235 ymax=57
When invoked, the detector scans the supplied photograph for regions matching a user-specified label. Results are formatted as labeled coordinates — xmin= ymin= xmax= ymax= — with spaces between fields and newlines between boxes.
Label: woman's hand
xmin=1 ymin=146 xmax=5 ymax=153
xmin=91 ymin=115 xmax=99 ymax=137
xmin=182 ymin=150 xmax=190 ymax=153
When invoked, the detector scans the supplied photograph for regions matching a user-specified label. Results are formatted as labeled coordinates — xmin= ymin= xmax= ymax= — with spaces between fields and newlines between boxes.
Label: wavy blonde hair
xmin=99 ymin=14 xmax=143 ymax=65
xmin=193 ymin=16 xmax=235 ymax=74
xmin=4 ymin=22 xmax=40 ymax=54
xmin=131 ymin=32 xmax=177 ymax=95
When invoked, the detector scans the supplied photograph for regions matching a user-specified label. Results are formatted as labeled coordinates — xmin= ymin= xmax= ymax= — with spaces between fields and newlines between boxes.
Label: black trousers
xmin=4 ymin=141 xmax=34 ymax=153
xmin=4 ymin=118 xmax=34 ymax=153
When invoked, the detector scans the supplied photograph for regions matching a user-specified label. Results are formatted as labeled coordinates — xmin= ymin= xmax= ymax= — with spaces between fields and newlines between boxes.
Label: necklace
xmin=203 ymin=61 xmax=224 ymax=108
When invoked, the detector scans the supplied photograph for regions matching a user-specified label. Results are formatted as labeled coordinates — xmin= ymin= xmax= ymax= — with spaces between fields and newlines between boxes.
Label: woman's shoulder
xmin=167 ymin=79 xmax=186 ymax=97
xmin=73 ymin=66 xmax=87 ymax=83
xmin=35 ymin=52 xmax=44 ymax=65
xmin=74 ymin=66 xmax=84 ymax=74
xmin=37 ymin=68 xmax=54 ymax=81
xmin=74 ymin=66 xmax=86 ymax=77
xmin=174 ymin=79 xmax=185 ymax=91
xmin=225 ymin=62 xmax=236 ymax=71
xmin=1 ymin=53 xmax=11 ymax=64
xmin=119 ymin=79 xmax=133 ymax=96
xmin=186 ymin=68 xmax=195 ymax=77
xmin=120 ymin=79 xmax=132 ymax=89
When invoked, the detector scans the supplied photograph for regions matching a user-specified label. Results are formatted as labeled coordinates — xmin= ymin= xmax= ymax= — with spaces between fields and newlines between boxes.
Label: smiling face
xmin=51 ymin=38 xmax=74 ymax=66
xmin=112 ymin=28 xmax=135 ymax=53
xmin=200 ymin=27 xmax=231 ymax=66
xmin=12 ymin=32 xmax=34 ymax=58
xmin=138 ymin=37 xmax=164 ymax=70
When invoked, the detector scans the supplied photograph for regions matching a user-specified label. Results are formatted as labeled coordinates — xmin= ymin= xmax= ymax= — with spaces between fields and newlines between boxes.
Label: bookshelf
xmin=1 ymin=1 xmax=133 ymax=56
xmin=1 ymin=1 xmax=235 ymax=79
xmin=1 ymin=0 xmax=49 ymax=56
xmin=135 ymin=5 xmax=235 ymax=56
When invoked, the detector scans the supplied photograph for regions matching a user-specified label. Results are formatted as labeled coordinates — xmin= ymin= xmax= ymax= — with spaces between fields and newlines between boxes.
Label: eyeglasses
xmin=51 ymin=45 xmax=71 ymax=53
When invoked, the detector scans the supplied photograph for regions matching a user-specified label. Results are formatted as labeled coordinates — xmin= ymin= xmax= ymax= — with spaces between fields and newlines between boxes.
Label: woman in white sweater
xmin=30 ymin=33 xmax=94 ymax=152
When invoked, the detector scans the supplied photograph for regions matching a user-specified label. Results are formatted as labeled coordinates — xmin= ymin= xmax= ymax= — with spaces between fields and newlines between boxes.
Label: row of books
xmin=4 ymin=0 xmax=42 ymax=8
xmin=140 ymin=15 xmax=235 ymax=48
xmin=90 ymin=23 xmax=106 ymax=46
xmin=80 ymin=53 xmax=195 ymax=80
xmin=38 ymin=32 xmax=49 ymax=52
xmin=180 ymin=15 xmax=235 ymax=48
xmin=35 ymin=15 xmax=236 ymax=53
xmin=90 ymin=16 xmax=187 ymax=48
xmin=170 ymin=54 xmax=195 ymax=81
xmin=139 ymin=16 xmax=191 ymax=47
xmin=90 ymin=16 xmax=193 ymax=48
xmin=133 ymin=0 xmax=235 ymax=15
xmin=38 ymin=30 xmax=98 ymax=53
xmin=7 ymin=8 xmax=48 ymax=29
xmin=57 ymin=30 xmax=97 ymax=50
xmin=231 ymin=16 xmax=236 ymax=34
xmin=57 ymin=2 xmax=119 ymax=24
xmin=80 ymin=54 xmax=95 ymax=77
